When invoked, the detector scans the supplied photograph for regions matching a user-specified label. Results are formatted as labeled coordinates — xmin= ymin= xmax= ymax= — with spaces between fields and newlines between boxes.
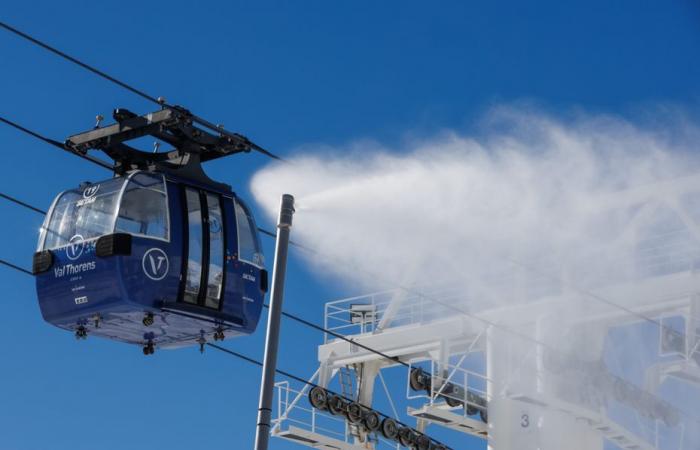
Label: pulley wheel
xmin=380 ymin=418 xmax=399 ymax=440
xmin=327 ymin=395 xmax=345 ymax=416
xmin=346 ymin=402 xmax=363 ymax=424
xmin=415 ymin=435 xmax=431 ymax=450
xmin=445 ymin=395 xmax=462 ymax=407
xmin=308 ymin=386 xmax=328 ymax=410
xmin=363 ymin=411 xmax=380 ymax=432
xmin=409 ymin=367 xmax=428 ymax=392
xmin=398 ymin=427 xmax=416 ymax=447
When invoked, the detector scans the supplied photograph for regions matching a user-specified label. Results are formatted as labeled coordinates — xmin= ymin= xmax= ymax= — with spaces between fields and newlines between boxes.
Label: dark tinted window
xmin=183 ymin=188 xmax=203 ymax=304
xmin=205 ymin=193 xmax=224 ymax=309
xmin=235 ymin=199 xmax=264 ymax=266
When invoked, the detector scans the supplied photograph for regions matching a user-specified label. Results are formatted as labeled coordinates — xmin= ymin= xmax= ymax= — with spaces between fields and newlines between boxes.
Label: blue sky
xmin=0 ymin=1 xmax=699 ymax=449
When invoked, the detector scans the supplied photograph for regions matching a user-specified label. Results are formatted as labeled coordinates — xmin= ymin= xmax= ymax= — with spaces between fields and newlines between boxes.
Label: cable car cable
xmin=0 ymin=258 xmax=33 ymax=276
xmin=258 ymin=228 xmax=277 ymax=239
xmin=263 ymin=304 xmax=406 ymax=367
xmin=0 ymin=192 xmax=45 ymax=215
xmin=0 ymin=114 xmax=113 ymax=170
xmin=257 ymin=227 xmax=313 ymax=252
xmin=0 ymin=21 xmax=160 ymax=105
xmin=0 ymin=21 xmax=284 ymax=162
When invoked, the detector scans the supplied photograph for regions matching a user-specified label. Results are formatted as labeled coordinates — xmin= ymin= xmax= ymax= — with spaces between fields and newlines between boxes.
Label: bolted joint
xmin=277 ymin=194 xmax=295 ymax=229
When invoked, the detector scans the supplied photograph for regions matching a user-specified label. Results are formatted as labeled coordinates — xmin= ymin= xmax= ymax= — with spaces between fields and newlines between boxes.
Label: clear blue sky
xmin=0 ymin=1 xmax=698 ymax=449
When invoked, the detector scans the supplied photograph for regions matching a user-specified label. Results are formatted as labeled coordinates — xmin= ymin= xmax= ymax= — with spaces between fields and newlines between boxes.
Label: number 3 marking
xmin=521 ymin=414 xmax=530 ymax=428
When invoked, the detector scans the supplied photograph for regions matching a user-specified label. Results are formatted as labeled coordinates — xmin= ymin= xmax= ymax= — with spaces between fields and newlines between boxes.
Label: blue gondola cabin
xmin=32 ymin=107 xmax=269 ymax=354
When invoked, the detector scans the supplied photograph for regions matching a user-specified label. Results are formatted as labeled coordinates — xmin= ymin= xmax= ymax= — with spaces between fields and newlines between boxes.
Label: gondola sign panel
xmin=142 ymin=248 xmax=169 ymax=281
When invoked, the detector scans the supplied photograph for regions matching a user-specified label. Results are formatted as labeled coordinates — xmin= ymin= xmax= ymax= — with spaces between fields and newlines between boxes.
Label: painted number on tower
xmin=521 ymin=414 xmax=530 ymax=428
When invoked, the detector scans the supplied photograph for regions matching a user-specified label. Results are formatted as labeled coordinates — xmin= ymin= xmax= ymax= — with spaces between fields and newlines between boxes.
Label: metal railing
xmin=406 ymin=359 xmax=490 ymax=421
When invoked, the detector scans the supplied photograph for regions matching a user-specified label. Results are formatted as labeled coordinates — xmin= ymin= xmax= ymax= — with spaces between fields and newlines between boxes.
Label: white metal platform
xmin=648 ymin=359 xmax=700 ymax=386
xmin=408 ymin=403 xmax=488 ymax=439
xmin=664 ymin=362 xmax=700 ymax=385
xmin=274 ymin=426 xmax=373 ymax=450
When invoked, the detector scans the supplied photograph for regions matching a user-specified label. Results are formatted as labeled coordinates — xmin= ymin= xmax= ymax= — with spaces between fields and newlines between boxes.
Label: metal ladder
xmin=339 ymin=366 xmax=365 ymax=440
xmin=339 ymin=366 xmax=355 ymax=399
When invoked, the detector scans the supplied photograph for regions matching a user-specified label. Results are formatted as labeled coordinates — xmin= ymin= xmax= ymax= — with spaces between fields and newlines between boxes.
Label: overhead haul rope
xmin=0 ymin=21 xmax=284 ymax=162
xmin=0 ymin=115 xmax=113 ymax=169
xmin=0 ymin=258 xmax=32 ymax=276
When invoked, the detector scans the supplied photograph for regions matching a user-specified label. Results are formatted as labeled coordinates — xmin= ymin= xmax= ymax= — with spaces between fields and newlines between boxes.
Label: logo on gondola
xmin=66 ymin=234 xmax=85 ymax=261
xmin=83 ymin=185 xmax=100 ymax=198
xmin=77 ymin=184 xmax=100 ymax=207
xmin=142 ymin=248 xmax=169 ymax=281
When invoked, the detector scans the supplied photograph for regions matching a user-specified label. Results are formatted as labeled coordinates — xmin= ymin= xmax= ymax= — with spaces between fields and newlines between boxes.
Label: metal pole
xmin=254 ymin=194 xmax=295 ymax=450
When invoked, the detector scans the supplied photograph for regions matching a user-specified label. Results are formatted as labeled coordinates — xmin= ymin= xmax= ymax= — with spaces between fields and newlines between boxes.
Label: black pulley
xmin=327 ymin=395 xmax=345 ymax=416
xmin=380 ymin=418 xmax=399 ymax=440
xmin=409 ymin=367 xmax=429 ymax=392
xmin=415 ymin=434 xmax=431 ymax=450
xmin=398 ymin=427 xmax=415 ymax=447
xmin=445 ymin=395 xmax=462 ymax=407
xmin=363 ymin=411 xmax=381 ymax=431
xmin=308 ymin=386 xmax=328 ymax=410
xmin=346 ymin=402 xmax=363 ymax=424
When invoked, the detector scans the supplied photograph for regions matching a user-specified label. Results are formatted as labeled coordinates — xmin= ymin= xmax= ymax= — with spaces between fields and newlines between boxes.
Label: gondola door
xmin=181 ymin=187 xmax=226 ymax=310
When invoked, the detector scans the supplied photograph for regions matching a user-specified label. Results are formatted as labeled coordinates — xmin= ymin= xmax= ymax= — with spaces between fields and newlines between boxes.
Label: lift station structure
xmin=269 ymin=174 xmax=700 ymax=450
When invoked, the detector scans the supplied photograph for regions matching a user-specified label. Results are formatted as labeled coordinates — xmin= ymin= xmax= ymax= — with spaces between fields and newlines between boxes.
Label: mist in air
xmin=251 ymin=106 xmax=700 ymax=449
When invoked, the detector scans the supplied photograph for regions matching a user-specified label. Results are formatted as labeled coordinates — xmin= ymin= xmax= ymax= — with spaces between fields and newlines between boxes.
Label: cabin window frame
xmin=37 ymin=171 xmax=172 ymax=251
xmin=234 ymin=198 xmax=264 ymax=269
xmin=112 ymin=171 xmax=171 ymax=243
xmin=179 ymin=186 xmax=227 ymax=311
xmin=182 ymin=187 xmax=205 ymax=305
xmin=37 ymin=189 xmax=65 ymax=251
xmin=204 ymin=192 xmax=225 ymax=309
xmin=39 ymin=179 xmax=125 ymax=251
